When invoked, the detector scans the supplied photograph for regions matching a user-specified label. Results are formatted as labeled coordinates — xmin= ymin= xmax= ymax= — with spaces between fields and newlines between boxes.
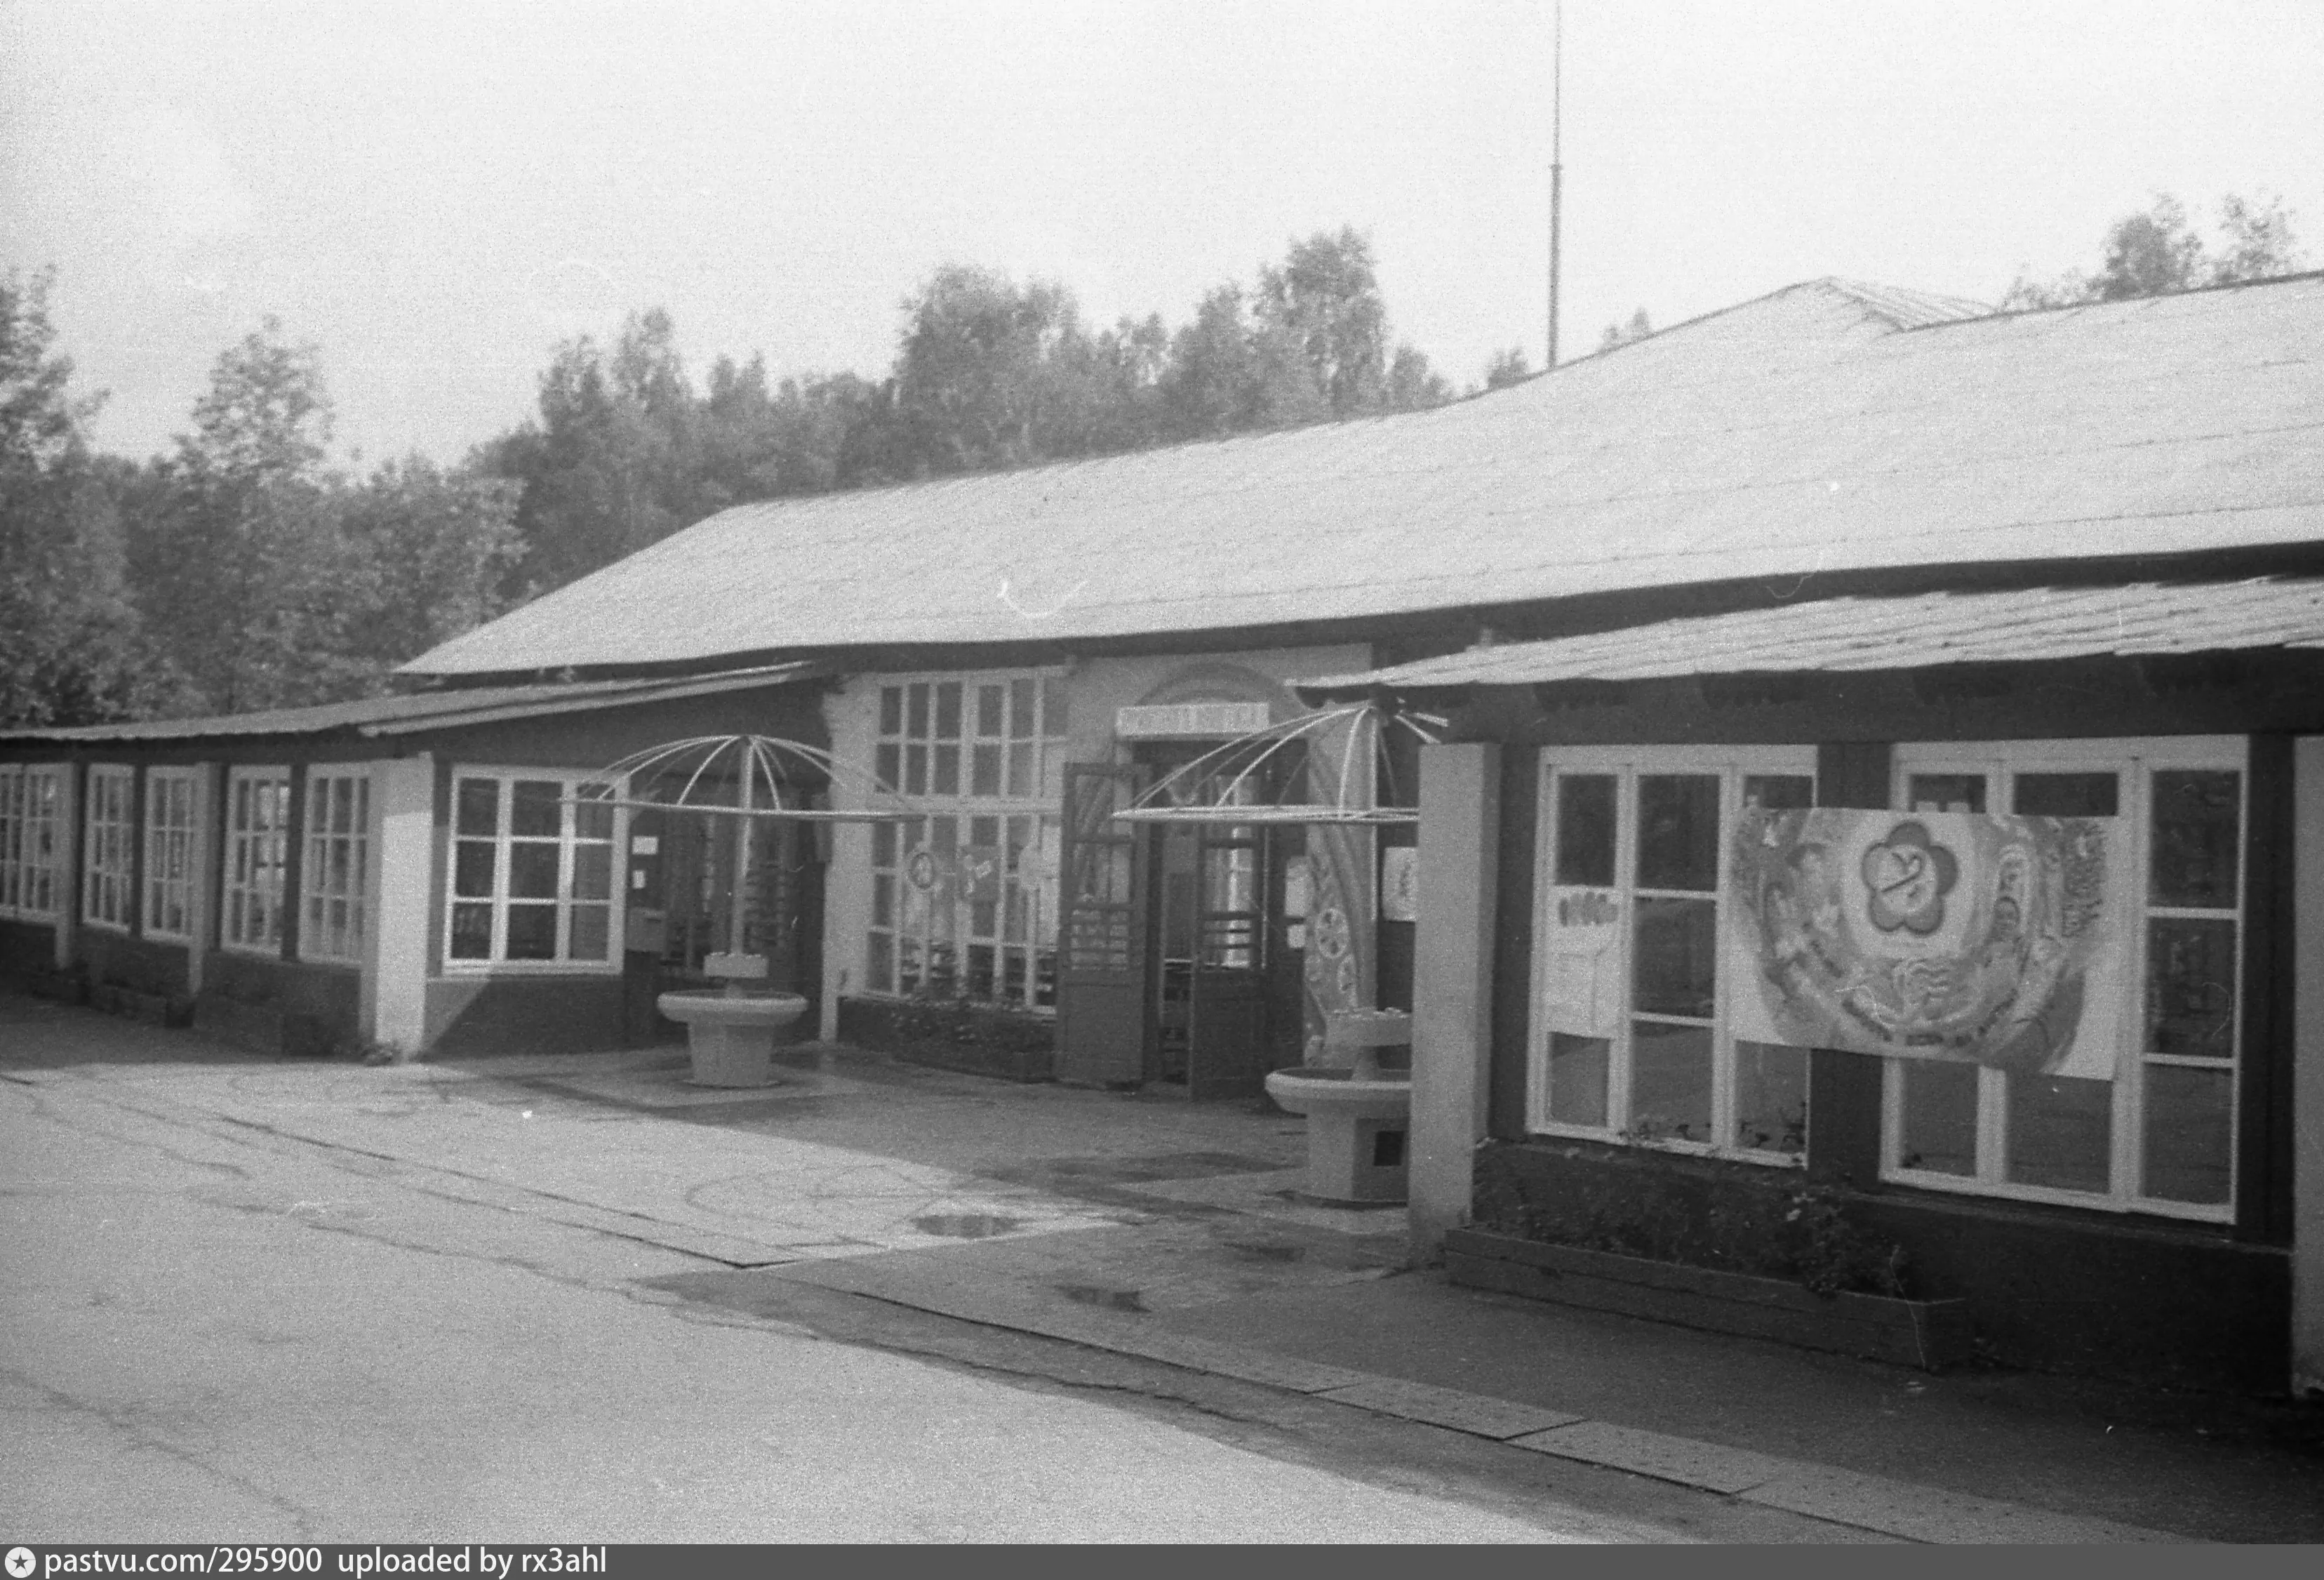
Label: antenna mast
xmin=1548 ymin=0 xmax=1563 ymax=369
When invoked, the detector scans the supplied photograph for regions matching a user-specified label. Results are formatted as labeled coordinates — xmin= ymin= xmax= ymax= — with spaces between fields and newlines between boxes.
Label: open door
xmin=1055 ymin=762 xmax=1151 ymax=1087
xmin=1186 ymin=814 xmax=1274 ymax=1099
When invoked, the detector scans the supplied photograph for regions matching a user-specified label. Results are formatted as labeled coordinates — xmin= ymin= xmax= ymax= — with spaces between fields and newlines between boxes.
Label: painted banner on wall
xmin=1726 ymin=809 xmax=2127 ymax=1079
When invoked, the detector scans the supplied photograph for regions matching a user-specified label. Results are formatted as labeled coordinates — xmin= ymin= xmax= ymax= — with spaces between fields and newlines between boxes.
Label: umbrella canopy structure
xmin=575 ymin=733 xmax=922 ymax=821
xmin=1108 ymin=703 xmax=1442 ymax=826
xmin=569 ymin=733 xmax=923 ymax=983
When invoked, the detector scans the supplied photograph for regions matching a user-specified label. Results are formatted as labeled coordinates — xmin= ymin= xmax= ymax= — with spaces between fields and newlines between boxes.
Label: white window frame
xmin=1528 ymin=745 xmax=1819 ymax=1166
xmin=0 ymin=764 xmax=65 ymax=920
xmin=222 ymin=766 xmax=293 ymax=957
xmin=82 ymin=765 xmax=136 ymax=932
xmin=1882 ymin=736 xmax=2245 ymax=1224
xmin=442 ymin=766 xmax=628 ymax=975
xmin=864 ymin=671 xmax=1069 ymax=1012
xmin=140 ymin=766 xmax=201 ymax=943
xmin=300 ymin=764 xmax=371 ymax=965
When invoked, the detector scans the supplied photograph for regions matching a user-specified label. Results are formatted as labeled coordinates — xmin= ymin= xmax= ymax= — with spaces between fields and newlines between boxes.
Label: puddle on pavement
xmin=910 ymin=1212 xmax=1023 ymax=1239
xmin=1056 ymin=1283 xmax=1149 ymax=1312
xmin=1217 ymin=1239 xmax=1307 ymax=1263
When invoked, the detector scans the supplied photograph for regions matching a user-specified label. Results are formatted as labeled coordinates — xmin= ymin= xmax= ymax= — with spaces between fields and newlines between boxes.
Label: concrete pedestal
xmin=1264 ymin=1067 xmax=1413 ymax=1204
xmin=657 ymin=990 xmax=809 ymax=1087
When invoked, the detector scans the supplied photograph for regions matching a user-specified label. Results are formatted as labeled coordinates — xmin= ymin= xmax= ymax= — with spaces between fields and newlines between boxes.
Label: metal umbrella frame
xmin=571 ymin=733 xmax=927 ymax=823
xmin=1107 ymin=702 xmax=1444 ymax=826
xmin=567 ymin=733 xmax=925 ymax=982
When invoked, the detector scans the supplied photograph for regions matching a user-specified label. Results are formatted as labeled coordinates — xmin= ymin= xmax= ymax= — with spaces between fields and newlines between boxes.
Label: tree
xmin=1598 ymin=307 xmax=1653 ymax=353
xmin=890 ymin=265 xmax=1084 ymax=472
xmin=333 ymin=456 xmax=523 ymax=677
xmin=1383 ymin=343 xmax=1450 ymax=411
xmin=1481 ymin=347 xmax=1532 ymax=390
xmin=1254 ymin=227 xmax=1389 ymax=418
xmin=2001 ymin=192 xmax=2309 ymax=309
xmin=127 ymin=317 xmax=355 ymax=713
xmin=0 ymin=269 xmax=175 ymax=726
xmin=490 ymin=310 xmax=699 ymax=595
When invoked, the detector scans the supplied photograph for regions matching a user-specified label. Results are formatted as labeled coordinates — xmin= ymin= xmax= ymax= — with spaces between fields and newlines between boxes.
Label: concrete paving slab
xmin=1509 ymin=1421 xmax=1801 ymax=1495
xmin=1317 ymin=1377 xmax=1585 ymax=1440
xmin=1741 ymin=1465 xmax=2179 ymax=1544
xmin=1108 ymin=1334 xmax=1374 ymax=1394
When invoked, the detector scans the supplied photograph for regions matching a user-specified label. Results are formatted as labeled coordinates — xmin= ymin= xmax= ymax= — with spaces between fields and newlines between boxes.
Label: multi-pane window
xmin=223 ymin=768 xmax=293 ymax=954
xmin=865 ymin=673 xmax=1068 ymax=1010
xmin=142 ymin=767 xmax=201 ymax=941
xmin=869 ymin=813 xmax=1058 ymax=1009
xmin=0 ymin=764 xmax=64 ymax=919
xmin=82 ymin=766 xmax=135 ymax=930
xmin=301 ymin=767 xmax=370 ymax=964
xmin=1884 ymin=738 xmax=2245 ymax=1221
xmin=446 ymin=770 xmax=622 ymax=970
xmin=1532 ymin=748 xmax=1817 ymax=1162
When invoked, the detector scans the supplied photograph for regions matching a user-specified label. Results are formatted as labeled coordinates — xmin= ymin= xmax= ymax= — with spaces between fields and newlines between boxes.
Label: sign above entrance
xmin=1114 ymin=702 xmax=1274 ymax=741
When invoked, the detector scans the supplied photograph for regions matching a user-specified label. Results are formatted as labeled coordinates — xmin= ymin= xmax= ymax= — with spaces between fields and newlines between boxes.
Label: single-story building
xmin=8 ymin=272 xmax=2320 ymax=1393
xmin=0 ymin=667 xmax=829 ymax=1056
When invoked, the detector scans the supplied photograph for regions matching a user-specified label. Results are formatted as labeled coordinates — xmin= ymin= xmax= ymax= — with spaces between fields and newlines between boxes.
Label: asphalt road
xmin=0 ymin=1062 xmax=1629 ymax=1544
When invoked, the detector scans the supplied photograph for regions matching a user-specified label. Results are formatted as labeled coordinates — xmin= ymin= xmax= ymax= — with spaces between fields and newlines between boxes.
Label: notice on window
xmin=1726 ymin=809 xmax=2128 ymax=1078
xmin=1540 ymin=886 xmax=1624 ymax=1038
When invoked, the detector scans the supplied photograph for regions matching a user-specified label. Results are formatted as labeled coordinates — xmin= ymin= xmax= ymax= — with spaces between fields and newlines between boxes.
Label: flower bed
xmin=1445 ymin=1227 xmax=1970 ymax=1372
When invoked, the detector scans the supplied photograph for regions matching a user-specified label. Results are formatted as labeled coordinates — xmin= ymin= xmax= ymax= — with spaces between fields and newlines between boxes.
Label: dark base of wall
xmin=24 ymin=964 xmax=87 ymax=1005
xmin=425 ymin=975 xmax=635 ymax=1057
xmin=1445 ymin=1226 xmax=1971 ymax=1372
xmin=836 ymin=996 xmax=1055 ymax=1082
xmin=88 ymin=982 xmax=194 ymax=1028
xmin=1475 ymin=1138 xmax=2289 ymax=1394
xmin=194 ymin=995 xmax=342 ymax=1058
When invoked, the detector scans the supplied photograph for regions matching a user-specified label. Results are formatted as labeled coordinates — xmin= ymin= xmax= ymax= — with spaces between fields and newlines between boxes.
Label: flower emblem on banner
xmin=1860 ymin=821 xmax=1960 ymax=935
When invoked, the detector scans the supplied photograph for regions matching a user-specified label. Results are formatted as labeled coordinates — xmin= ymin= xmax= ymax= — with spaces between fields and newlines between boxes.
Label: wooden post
xmin=2291 ymin=736 xmax=2324 ymax=1398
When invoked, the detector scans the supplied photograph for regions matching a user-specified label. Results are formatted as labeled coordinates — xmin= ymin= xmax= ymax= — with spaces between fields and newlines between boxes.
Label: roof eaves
xmin=359 ymin=661 xmax=824 ymax=736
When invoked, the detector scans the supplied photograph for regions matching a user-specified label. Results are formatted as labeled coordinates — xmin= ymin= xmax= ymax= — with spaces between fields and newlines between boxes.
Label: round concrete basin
xmin=657 ymin=990 xmax=809 ymax=1087
xmin=1265 ymin=1065 xmax=1413 ymax=1205
xmin=1264 ymin=1065 xmax=1413 ymax=1120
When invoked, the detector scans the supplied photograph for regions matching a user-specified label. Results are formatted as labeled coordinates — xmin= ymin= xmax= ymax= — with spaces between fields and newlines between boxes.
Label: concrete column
xmin=2292 ymin=736 xmax=2324 ymax=1398
xmin=368 ymin=753 xmax=434 ymax=1056
xmin=1408 ymin=741 xmax=1501 ymax=1264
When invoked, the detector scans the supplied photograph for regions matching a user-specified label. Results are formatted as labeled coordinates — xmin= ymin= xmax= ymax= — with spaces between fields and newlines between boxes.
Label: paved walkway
xmin=6 ymin=992 xmax=2319 ymax=1543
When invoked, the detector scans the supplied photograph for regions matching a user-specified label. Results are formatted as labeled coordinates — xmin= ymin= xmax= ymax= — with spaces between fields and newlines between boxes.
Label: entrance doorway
xmin=1055 ymin=743 xmax=1306 ymax=1097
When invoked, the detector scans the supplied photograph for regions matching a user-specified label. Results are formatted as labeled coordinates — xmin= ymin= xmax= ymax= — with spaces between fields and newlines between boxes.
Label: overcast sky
xmin=4 ymin=0 xmax=2320 ymax=467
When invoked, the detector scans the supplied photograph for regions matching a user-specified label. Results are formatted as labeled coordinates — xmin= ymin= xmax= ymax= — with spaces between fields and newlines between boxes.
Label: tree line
xmin=1 ymin=201 xmax=2306 ymax=729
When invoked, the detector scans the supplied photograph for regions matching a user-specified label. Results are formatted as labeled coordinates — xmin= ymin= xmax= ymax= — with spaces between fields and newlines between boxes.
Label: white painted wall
xmin=368 ymin=753 xmax=434 ymax=1056
xmin=1408 ymin=743 xmax=1500 ymax=1263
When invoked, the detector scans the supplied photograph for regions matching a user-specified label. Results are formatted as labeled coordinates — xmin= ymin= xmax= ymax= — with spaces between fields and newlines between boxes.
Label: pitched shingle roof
xmin=401 ymin=274 xmax=2324 ymax=679
xmin=1293 ymin=578 xmax=2324 ymax=693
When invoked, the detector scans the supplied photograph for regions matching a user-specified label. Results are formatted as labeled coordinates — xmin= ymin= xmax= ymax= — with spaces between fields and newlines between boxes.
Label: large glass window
xmin=444 ymin=769 xmax=623 ymax=971
xmin=1530 ymin=748 xmax=1817 ymax=1162
xmin=82 ymin=766 xmax=135 ymax=931
xmin=223 ymin=768 xmax=292 ymax=955
xmin=1885 ymin=738 xmax=2245 ymax=1221
xmin=300 ymin=766 xmax=370 ymax=964
xmin=864 ymin=672 xmax=1067 ymax=1011
xmin=0 ymin=764 xmax=64 ymax=920
xmin=141 ymin=767 xmax=201 ymax=941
